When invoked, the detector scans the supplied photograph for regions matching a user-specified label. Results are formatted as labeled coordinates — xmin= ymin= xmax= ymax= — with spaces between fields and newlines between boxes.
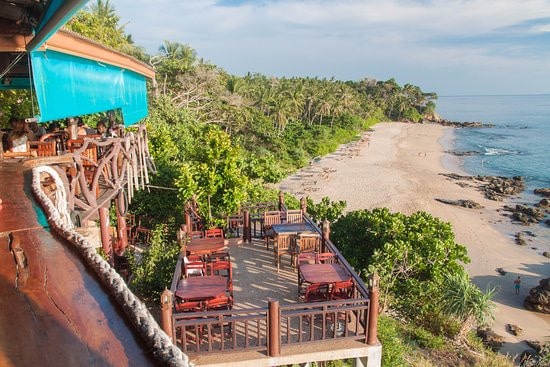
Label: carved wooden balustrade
xmin=61 ymin=125 xmax=155 ymax=223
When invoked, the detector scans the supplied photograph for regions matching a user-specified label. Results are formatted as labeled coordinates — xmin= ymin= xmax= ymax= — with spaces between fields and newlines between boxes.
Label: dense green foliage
xmin=306 ymin=196 xmax=347 ymax=225
xmin=331 ymin=209 xmax=486 ymax=328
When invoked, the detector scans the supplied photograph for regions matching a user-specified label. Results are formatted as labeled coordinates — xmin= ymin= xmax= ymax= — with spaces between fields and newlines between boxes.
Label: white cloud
xmin=112 ymin=0 xmax=550 ymax=94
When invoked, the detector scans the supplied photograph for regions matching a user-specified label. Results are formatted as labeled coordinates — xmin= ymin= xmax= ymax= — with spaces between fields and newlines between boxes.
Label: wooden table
xmin=271 ymin=223 xmax=318 ymax=236
xmin=186 ymin=237 xmax=228 ymax=255
xmin=299 ymin=264 xmax=351 ymax=284
xmin=175 ymin=276 xmax=228 ymax=301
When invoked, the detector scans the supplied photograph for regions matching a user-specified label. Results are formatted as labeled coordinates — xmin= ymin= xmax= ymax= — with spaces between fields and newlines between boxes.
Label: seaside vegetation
xmin=1 ymin=2 xmax=511 ymax=366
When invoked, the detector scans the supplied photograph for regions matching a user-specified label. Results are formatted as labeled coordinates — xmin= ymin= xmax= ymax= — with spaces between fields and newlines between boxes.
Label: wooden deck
xmin=172 ymin=233 xmax=381 ymax=367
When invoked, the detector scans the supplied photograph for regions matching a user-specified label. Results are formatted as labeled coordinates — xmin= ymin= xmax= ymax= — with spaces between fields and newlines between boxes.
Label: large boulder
xmin=477 ymin=328 xmax=505 ymax=351
xmin=524 ymin=278 xmax=550 ymax=314
xmin=534 ymin=188 xmax=550 ymax=197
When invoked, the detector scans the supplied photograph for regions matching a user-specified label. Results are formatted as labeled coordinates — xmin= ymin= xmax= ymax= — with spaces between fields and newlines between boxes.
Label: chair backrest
xmin=297 ymin=252 xmax=317 ymax=267
xmin=189 ymin=230 xmax=204 ymax=239
xmin=331 ymin=280 xmax=354 ymax=300
xmin=263 ymin=211 xmax=281 ymax=227
xmin=275 ymin=234 xmax=293 ymax=252
xmin=29 ymin=140 xmax=56 ymax=157
xmin=317 ymin=252 xmax=337 ymax=264
xmin=205 ymin=295 xmax=233 ymax=311
xmin=207 ymin=260 xmax=232 ymax=279
xmin=205 ymin=228 xmax=224 ymax=238
xmin=285 ymin=209 xmax=303 ymax=224
xmin=297 ymin=235 xmax=320 ymax=253
xmin=183 ymin=257 xmax=205 ymax=277
xmin=175 ymin=300 xmax=203 ymax=313
xmin=304 ymin=282 xmax=330 ymax=302
xmin=208 ymin=251 xmax=230 ymax=262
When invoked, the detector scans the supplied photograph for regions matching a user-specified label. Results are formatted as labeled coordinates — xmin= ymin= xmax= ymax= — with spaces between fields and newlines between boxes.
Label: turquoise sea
xmin=436 ymin=94 xmax=549 ymax=247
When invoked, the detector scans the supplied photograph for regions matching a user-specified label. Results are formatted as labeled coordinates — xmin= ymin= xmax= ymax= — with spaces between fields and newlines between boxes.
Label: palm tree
xmin=88 ymin=0 xmax=116 ymax=21
xmin=440 ymin=271 xmax=497 ymax=343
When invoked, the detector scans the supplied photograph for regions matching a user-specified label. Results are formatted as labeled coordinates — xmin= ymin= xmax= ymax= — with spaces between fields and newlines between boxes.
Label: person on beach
xmin=514 ymin=276 xmax=521 ymax=295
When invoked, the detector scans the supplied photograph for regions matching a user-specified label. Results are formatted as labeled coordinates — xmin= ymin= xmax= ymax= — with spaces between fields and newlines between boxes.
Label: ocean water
xmin=436 ymin=94 xmax=549 ymax=248
xmin=436 ymin=94 xmax=550 ymax=192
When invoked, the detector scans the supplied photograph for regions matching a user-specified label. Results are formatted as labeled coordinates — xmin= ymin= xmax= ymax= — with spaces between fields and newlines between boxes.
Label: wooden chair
xmin=297 ymin=252 xmax=317 ymax=294
xmin=296 ymin=235 xmax=320 ymax=254
xmin=205 ymin=228 xmax=224 ymax=238
xmin=263 ymin=210 xmax=281 ymax=250
xmin=317 ymin=252 xmax=337 ymax=264
xmin=40 ymin=132 xmax=68 ymax=154
xmin=285 ymin=209 xmax=303 ymax=224
xmin=205 ymin=295 xmax=233 ymax=311
xmin=273 ymin=234 xmax=295 ymax=273
xmin=304 ymin=283 xmax=330 ymax=303
xmin=331 ymin=279 xmax=354 ymax=300
xmin=29 ymin=140 xmax=56 ymax=157
xmin=204 ymin=295 xmax=234 ymax=340
xmin=189 ymin=230 xmax=204 ymax=239
xmin=207 ymin=257 xmax=233 ymax=295
xmin=175 ymin=299 xmax=203 ymax=313
xmin=174 ymin=299 xmax=205 ymax=343
xmin=183 ymin=256 xmax=206 ymax=277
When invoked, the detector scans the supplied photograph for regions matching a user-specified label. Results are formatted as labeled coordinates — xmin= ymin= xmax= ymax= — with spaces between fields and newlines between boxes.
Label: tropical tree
xmin=440 ymin=271 xmax=497 ymax=343
xmin=66 ymin=0 xmax=134 ymax=52
xmin=175 ymin=128 xmax=248 ymax=227
xmin=331 ymin=208 xmax=470 ymax=319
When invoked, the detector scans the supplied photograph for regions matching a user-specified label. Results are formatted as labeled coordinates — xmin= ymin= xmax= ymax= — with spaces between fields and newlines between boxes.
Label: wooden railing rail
xmin=172 ymin=298 xmax=370 ymax=355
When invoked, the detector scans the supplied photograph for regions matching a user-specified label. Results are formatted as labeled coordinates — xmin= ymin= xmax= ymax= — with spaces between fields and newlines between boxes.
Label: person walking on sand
xmin=514 ymin=276 xmax=521 ymax=295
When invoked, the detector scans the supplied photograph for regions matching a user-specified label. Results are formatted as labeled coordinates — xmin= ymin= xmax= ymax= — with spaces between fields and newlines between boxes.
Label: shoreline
xmin=278 ymin=121 xmax=549 ymax=358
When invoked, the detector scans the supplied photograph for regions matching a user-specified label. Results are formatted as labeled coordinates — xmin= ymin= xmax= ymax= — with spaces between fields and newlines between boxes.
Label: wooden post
xmin=98 ymin=206 xmax=111 ymax=257
xmin=367 ymin=273 xmax=380 ymax=345
xmin=115 ymin=199 xmax=128 ymax=255
xmin=160 ymin=288 xmax=174 ymax=341
xmin=322 ymin=219 xmax=330 ymax=253
xmin=267 ymin=299 xmax=281 ymax=357
xmin=184 ymin=211 xmax=192 ymax=233
xmin=243 ymin=209 xmax=251 ymax=244
xmin=300 ymin=196 xmax=307 ymax=215
xmin=278 ymin=191 xmax=285 ymax=211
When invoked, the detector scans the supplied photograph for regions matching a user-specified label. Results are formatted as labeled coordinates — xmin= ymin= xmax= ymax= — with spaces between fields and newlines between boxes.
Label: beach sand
xmin=279 ymin=122 xmax=550 ymax=358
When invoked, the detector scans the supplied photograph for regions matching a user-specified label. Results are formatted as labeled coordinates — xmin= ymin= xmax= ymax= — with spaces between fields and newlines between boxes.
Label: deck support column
xmin=278 ymin=191 xmax=285 ymax=211
xmin=300 ymin=197 xmax=307 ymax=215
xmin=115 ymin=199 xmax=128 ymax=255
xmin=243 ymin=209 xmax=251 ymax=244
xmin=322 ymin=219 xmax=330 ymax=253
xmin=367 ymin=273 xmax=380 ymax=345
xmin=98 ymin=206 xmax=111 ymax=257
xmin=267 ymin=299 xmax=280 ymax=357
xmin=160 ymin=288 xmax=174 ymax=341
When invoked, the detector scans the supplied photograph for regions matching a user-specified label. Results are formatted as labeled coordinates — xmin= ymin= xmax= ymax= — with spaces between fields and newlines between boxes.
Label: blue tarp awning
xmin=31 ymin=49 xmax=149 ymax=126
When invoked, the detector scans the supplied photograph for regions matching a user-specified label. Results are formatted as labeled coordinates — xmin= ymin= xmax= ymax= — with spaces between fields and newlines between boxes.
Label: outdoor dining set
xmin=175 ymin=228 xmax=233 ymax=314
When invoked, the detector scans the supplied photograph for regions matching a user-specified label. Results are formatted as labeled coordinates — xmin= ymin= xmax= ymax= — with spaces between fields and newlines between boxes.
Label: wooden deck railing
xmin=171 ymin=298 xmax=370 ymax=355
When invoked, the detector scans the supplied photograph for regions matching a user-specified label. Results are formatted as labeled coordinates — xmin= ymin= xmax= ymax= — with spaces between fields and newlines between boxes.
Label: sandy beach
xmin=279 ymin=122 xmax=550 ymax=358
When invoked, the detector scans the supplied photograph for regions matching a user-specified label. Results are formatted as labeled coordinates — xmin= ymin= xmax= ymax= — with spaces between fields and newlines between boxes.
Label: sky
xmin=112 ymin=0 xmax=550 ymax=96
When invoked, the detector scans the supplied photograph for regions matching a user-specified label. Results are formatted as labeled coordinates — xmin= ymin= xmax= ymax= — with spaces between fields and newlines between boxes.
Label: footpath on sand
xmin=279 ymin=122 xmax=550 ymax=359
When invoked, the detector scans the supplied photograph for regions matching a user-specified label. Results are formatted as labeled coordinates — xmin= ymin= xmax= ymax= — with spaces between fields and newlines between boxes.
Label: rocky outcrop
xmin=481 ymin=176 xmax=525 ymax=201
xmin=504 ymin=205 xmax=547 ymax=225
xmin=534 ymin=188 xmax=550 ymax=197
xmin=440 ymin=173 xmax=525 ymax=201
xmin=477 ymin=328 xmax=504 ymax=351
xmin=445 ymin=150 xmax=480 ymax=156
xmin=507 ymin=323 xmax=523 ymax=336
xmin=524 ymin=278 xmax=550 ymax=314
xmin=435 ymin=198 xmax=484 ymax=209
xmin=435 ymin=119 xmax=495 ymax=128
